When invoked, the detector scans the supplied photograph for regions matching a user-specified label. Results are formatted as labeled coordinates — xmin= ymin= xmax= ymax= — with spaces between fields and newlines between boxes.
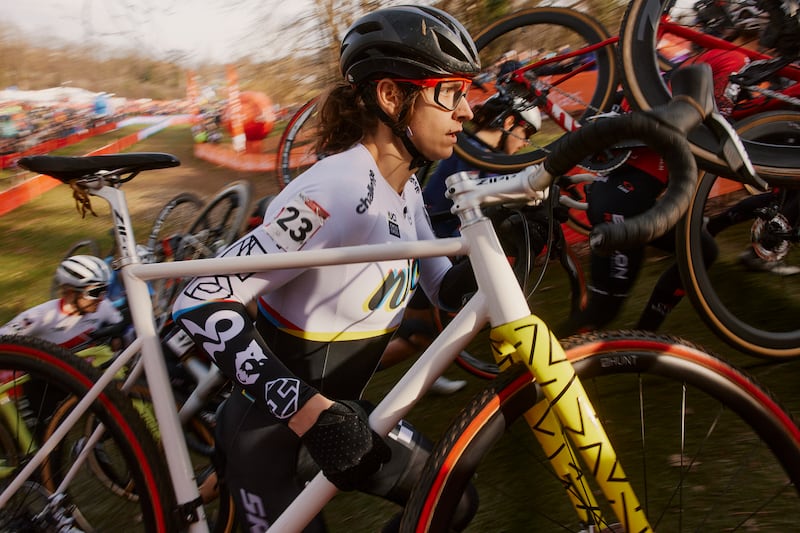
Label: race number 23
xmin=265 ymin=193 xmax=330 ymax=251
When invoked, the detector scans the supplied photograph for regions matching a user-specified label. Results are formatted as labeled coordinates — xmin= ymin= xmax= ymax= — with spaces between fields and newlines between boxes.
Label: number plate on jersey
xmin=265 ymin=193 xmax=330 ymax=251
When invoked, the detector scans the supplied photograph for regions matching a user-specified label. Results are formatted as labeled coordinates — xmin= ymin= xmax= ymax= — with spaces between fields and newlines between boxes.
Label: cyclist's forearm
xmin=173 ymin=300 xmax=319 ymax=424
xmin=290 ymin=393 xmax=334 ymax=436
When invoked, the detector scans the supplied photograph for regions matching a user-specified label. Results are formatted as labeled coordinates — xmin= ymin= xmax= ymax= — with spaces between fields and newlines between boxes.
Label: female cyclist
xmin=378 ymin=87 xmax=544 ymax=389
xmin=0 ymin=254 xmax=124 ymax=351
xmin=173 ymin=6 xmax=482 ymax=531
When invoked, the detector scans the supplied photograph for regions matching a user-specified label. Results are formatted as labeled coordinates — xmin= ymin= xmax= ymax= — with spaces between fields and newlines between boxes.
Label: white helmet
xmin=515 ymin=98 xmax=542 ymax=133
xmin=56 ymin=255 xmax=111 ymax=289
xmin=476 ymin=88 xmax=542 ymax=134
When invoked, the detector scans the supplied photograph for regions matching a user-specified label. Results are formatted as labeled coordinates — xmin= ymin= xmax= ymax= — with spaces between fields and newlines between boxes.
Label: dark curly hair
xmin=314 ymin=82 xmax=421 ymax=157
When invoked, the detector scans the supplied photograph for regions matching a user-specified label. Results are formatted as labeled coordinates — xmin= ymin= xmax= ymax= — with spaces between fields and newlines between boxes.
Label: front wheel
xmin=275 ymin=97 xmax=320 ymax=188
xmin=146 ymin=192 xmax=204 ymax=329
xmin=145 ymin=192 xmax=204 ymax=262
xmin=618 ymin=0 xmax=800 ymax=180
xmin=151 ymin=181 xmax=253 ymax=325
xmin=401 ymin=330 xmax=800 ymax=532
xmin=184 ymin=180 xmax=253 ymax=259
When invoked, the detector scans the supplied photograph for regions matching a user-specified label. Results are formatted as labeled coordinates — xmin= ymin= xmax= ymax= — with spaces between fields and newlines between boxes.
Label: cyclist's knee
xmin=361 ymin=419 xmax=478 ymax=530
xmin=216 ymin=393 xmax=327 ymax=530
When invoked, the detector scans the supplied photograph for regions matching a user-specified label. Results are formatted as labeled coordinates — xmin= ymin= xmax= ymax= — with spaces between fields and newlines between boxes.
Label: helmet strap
xmin=363 ymin=88 xmax=431 ymax=170
xmin=399 ymin=127 xmax=431 ymax=170
xmin=498 ymin=130 xmax=510 ymax=152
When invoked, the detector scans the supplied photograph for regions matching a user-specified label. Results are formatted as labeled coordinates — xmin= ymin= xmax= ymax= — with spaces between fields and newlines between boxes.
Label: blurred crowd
xmin=0 ymin=105 xmax=119 ymax=156
xmin=0 ymin=97 xmax=193 ymax=158
xmin=191 ymin=107 xmax=224 ymax=144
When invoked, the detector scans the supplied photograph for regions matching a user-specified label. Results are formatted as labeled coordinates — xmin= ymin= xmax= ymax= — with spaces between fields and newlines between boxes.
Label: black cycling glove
xmin=438 ymin=258 xmax=477 ymax=310
xmin=301 ymin=400 xmax=391 ymax=491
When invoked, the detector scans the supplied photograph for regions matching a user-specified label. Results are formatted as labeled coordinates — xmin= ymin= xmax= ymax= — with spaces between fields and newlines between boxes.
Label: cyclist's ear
xmin=374 ymin=78 xmax=404 ymax=119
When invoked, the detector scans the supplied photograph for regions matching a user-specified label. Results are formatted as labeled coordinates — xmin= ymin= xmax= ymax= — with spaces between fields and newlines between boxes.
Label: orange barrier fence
xmin=1 ymin=123 xmax=117 ymax=169
xmin=193 ymin=142 xmax=277 ymax=172
xmin=0 ymin=116 xmax=191 ymax=216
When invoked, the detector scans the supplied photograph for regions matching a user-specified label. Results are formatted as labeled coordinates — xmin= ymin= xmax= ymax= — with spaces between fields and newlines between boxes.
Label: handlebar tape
xmin=544 ymin=110 xmax=697 ymax=255
xmin=543 ymin=64 xmax=721 ymax=255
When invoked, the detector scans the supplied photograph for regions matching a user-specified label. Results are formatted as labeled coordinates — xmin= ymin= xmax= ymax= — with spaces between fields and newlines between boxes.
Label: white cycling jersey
xmin=175 ymin=143 xmax=452 ymax=342
xmin=0 ymin=298 xmax=123 ymax=350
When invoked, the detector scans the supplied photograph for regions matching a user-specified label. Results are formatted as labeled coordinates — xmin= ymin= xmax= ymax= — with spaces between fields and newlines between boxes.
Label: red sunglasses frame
xmin=392 ymin=77 xmax=473 ymax=111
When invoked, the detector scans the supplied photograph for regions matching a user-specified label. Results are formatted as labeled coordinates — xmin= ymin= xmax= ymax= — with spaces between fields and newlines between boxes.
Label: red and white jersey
xmin=0 ymin=298 xmax=123 ymax=350
xmin=174 ymin=144 xmax=453 ymax=342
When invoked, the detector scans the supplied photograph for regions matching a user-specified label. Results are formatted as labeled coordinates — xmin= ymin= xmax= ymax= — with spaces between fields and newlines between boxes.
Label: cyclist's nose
xmin=454 ymin=96 xmax=473 ymax=121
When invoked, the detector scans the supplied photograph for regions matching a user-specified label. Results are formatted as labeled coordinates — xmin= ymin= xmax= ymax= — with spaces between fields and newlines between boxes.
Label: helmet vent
xmin=433 ymin=30 xmax=469 ymax=64
xmin=355 ymin=20 xmax=382 ymax=35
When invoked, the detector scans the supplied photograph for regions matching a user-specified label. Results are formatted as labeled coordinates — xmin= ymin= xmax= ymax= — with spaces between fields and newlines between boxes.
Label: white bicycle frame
xmin=0 ymin=164 xmax=573 ymax=532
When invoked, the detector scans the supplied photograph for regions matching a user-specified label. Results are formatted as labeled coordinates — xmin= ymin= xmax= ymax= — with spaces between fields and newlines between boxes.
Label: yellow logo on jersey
xmin=365 ymin=259 xmax=420 ymax=312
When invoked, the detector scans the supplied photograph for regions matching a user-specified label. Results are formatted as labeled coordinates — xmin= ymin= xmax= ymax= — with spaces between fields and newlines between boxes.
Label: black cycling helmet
xmin=340 ymin=5 xmax=481 ymax=85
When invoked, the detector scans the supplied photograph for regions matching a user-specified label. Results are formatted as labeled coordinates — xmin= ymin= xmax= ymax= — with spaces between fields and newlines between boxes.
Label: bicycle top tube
xmin=660 ymin=15 xmax=800 ymax=75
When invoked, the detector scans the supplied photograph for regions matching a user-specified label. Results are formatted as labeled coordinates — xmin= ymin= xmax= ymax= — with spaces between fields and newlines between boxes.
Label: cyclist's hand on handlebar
xmin=301 ymin=400 xmax=391 ymax=491
xmin=88 ymin=320 xmax=128 ymax=340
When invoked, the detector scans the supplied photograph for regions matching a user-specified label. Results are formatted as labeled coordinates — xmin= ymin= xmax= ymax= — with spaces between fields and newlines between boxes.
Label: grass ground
xmin=2 ymin=125 xmax=800 ymax=531
xmin=0 ymin=124 xmax=280 ymax=322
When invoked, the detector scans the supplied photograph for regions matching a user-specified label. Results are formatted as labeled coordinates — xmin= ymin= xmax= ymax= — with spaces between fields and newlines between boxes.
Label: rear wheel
xmin=401 ymin=331 xmax=800 ymax=532
xmin=45 ymin=385 xmax=236 ymax=532
xmin=454 ymin=7 xmax=618 ymax=173
xmin=0 ymin=335 xmax=176 ymax=532
xmin=676 ymin=110 xmax=800 ymax=358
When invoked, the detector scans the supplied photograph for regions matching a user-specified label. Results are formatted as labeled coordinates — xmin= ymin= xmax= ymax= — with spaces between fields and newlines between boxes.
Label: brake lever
xmin=704 ymin=111 xmax=769 ymax=192
xmin=656 ymin=64 xmax=768 ymax=192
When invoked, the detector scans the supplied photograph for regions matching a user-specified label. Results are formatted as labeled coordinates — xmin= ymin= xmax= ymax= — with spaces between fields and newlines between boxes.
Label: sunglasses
xmin=393 ymin=77 xmax=472 ymax=111
xmin=81 ymin=285 xmax=108 ymax=300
